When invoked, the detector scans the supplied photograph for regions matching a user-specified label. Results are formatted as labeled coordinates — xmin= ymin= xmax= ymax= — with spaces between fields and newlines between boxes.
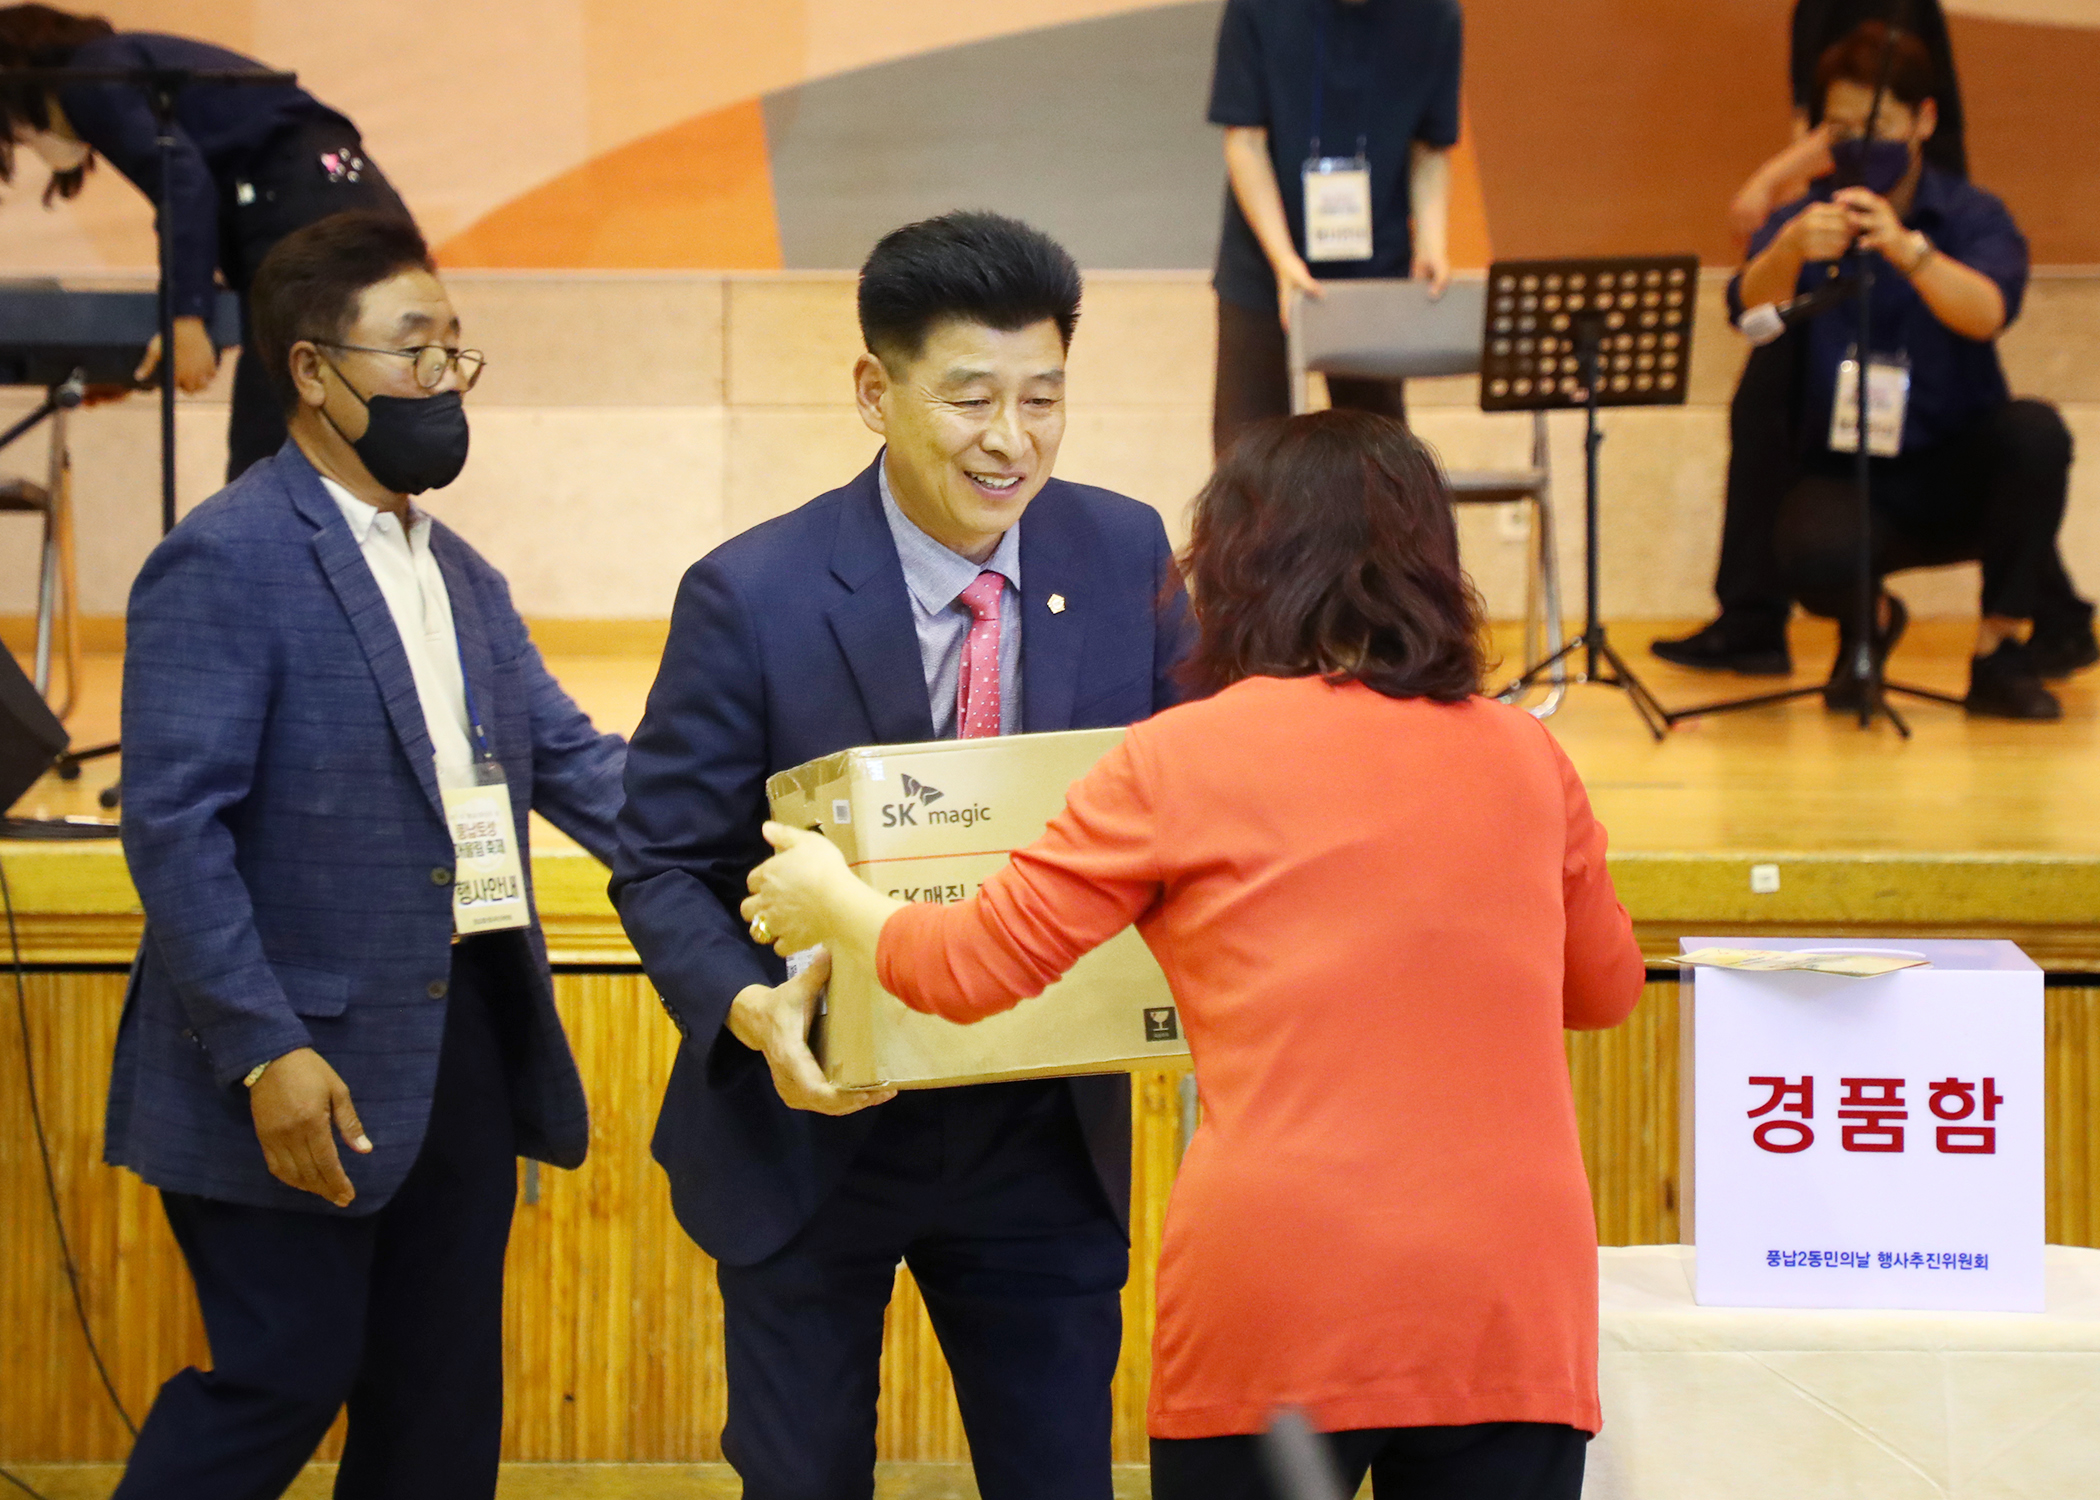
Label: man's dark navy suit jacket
xmin=612 ymin=455 xmax=1192 ymax=1267
xmin=107 ymin=444 xmax=627 ymax=1213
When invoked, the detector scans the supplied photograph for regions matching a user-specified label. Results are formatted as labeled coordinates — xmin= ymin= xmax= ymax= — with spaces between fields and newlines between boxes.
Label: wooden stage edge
xmin=5 ymin=844 xmax=2100 ymax=970
xmin=6 ymin=615 xmax=2100 ymax=970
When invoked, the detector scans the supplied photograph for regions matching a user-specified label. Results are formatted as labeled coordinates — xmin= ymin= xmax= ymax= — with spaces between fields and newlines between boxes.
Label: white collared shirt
xmin=321 ymin=477 xmax=476 ymax=776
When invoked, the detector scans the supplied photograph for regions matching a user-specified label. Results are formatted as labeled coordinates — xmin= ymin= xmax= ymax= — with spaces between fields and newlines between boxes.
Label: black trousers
xmin=1151 ymin=1421 xmax=1589 ymax=1500
xmin=1774 ymin=399 xmax=2076 ymax=624
xmin=715 ymin=1081 xmax=1128 ymax=1500
xmin=1711 ymin=335 xmax=1804 ymax=631
xmin=110 ymin=942 xmax=518 ymax=1500
xmin=1214 ymin=295 xmax=1406 ymax=458
xmin=221 ymin=118 xmax=413 ymax=481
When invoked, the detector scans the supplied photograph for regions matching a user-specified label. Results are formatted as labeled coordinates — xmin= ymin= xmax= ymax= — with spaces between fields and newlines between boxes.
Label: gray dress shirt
xmin=878 ymin=460 xmax=1023 ymax=738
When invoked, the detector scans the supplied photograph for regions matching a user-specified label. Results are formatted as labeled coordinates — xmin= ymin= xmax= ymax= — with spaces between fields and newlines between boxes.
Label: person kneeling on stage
xmin=1723 ymin=22 xmax=2092 ymax=719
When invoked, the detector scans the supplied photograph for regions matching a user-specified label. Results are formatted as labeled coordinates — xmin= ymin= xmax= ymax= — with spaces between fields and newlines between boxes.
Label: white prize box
xmin=1681 ymin=937 xmax=2043 ymax=1312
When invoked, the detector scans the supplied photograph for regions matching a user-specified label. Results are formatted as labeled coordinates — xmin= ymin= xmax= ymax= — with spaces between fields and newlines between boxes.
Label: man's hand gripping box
xmin=766 ymin=727 xmax=1189 ymax=1088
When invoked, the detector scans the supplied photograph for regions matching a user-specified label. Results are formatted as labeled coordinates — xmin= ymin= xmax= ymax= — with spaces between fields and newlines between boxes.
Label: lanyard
xmin=1309 ymin=0 xmax=1367 ymax=163
xmin=454 ymin=638 xmax=497 ymax=764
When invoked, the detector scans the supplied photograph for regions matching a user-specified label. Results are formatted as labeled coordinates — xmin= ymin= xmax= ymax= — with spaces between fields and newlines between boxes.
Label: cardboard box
xmin=766 ymin=727 xmax=1188 ymax=1088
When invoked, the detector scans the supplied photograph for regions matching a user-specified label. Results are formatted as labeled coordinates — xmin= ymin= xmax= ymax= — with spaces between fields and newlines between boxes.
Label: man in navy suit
xmin=105 ymin=212 xmax=626 ymax=1500
xmin=613 ymin=213 xmax=1192 ymax=1499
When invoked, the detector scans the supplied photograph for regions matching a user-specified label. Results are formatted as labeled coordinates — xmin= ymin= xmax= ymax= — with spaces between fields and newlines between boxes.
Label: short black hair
xmin=0 ymin=5 xmax=116 ymax=205
xmin=1816 ymin=20 xmax=1938 ymax=112
xmin=857 ymin=211 xmax=1083 ymax=370
xmin=249 ymin=211 xmax=433 ymax=415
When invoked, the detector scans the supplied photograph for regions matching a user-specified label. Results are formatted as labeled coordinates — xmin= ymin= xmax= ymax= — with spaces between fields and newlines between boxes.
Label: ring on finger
xmin=750 ymin=915 xmax=773 ymax=946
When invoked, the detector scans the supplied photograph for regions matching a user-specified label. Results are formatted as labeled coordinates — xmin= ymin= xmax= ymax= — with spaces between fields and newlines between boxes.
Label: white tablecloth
xmin=1585 ymin=1245 xmax=2100 ymax=1498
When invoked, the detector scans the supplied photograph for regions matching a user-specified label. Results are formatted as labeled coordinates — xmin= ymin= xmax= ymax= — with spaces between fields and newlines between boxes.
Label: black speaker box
xmin=0 ymin=648 xmax=68 ymax=813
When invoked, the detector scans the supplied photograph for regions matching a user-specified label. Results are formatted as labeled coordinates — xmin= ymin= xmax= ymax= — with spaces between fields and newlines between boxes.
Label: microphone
xmin=1738 ymin=274 xmax=1861 ymax=345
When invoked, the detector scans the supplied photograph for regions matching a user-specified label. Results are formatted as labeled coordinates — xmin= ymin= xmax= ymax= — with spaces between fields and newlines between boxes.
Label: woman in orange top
xmin=745 ymin=410 xmax=1646 ymax=1500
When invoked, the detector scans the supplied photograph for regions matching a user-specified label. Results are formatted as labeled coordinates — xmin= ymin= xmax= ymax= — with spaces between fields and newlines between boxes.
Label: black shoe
xmin=1650 ymin=616 xmax=1792 ymax=675
xmin=1823 ymin=593 xmax=1908 ymax=712
xmin=2027 ymin=604 xmax=2099 ymax=680
xmin=1965 ymin=640 xmax=2062 ymax=720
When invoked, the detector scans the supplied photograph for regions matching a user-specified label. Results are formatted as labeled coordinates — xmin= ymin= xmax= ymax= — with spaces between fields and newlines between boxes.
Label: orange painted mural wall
xmin=3 ymin=1 xmax=2096 ymax=278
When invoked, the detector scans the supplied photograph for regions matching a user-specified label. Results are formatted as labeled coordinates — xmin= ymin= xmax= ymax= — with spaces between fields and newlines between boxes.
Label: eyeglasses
xmin=318 ymin=341 xmax=487 ymax=392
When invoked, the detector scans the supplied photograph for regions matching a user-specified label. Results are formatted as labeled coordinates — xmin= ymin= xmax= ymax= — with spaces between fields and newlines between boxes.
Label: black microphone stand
xmin=1664 ymin=0 xmax=1962 ymax=735
xmin=4 ymin=64 xmax=296 ymax=535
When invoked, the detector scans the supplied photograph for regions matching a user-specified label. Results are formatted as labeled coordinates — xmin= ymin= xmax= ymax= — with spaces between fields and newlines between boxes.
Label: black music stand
xmin=1492 ymin=255 xmax=1701 ymax=740
xmin=1665 ymin=3 xmax=1960 ymax=738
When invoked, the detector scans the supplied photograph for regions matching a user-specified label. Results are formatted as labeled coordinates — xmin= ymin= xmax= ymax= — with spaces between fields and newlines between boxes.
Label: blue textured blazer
xmin=612 ymin=456 xmax=1194 ymax=1268
xmin=105 ymin=444 xmax=627 ymax=1214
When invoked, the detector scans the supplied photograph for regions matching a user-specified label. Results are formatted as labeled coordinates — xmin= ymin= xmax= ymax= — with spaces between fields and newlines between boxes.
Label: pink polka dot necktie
xmin=956 ymin=571 xmax=1005 ymax=740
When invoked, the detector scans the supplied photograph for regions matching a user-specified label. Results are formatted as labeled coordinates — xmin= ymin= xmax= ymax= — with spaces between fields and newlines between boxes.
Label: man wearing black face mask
xmin=1723 ymin=20 xmax=2092 ymax=719
xmin=309 ymin=336 xmax=473 ymax=495
xmin=105 ymin=211 xmax=626 ymax=1500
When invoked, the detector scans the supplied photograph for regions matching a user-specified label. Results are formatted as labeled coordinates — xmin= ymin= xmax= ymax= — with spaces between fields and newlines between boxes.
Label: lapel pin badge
xmin=1048 ymin=593 xmax=1067 ymax=614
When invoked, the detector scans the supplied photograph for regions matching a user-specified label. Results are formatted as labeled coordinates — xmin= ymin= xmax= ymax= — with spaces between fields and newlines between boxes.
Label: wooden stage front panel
xmin=8 ymin=974 xmax=2100 ymax=1464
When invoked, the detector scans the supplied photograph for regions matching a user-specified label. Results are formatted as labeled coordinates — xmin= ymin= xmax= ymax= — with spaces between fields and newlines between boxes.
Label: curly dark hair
xmin=0 ymin=5 xmax=114 ymax=204
xmin=1179 ymin=409 xmax=1485 ymax=704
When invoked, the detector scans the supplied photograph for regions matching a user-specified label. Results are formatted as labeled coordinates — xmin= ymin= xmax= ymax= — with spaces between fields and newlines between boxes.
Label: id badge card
xmin=440 ymin=760 xmax=529 ymax=935
xmin=1302 ymin=156 xmax=1373 ymax=263
xmin=1829 ymin=347 xmax=1910 ymax=458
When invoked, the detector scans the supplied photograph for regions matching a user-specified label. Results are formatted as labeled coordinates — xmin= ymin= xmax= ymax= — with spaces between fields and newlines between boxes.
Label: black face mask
xmin=322 ymin=359 xmax=470 ymax=495
xmin=1829 ymin=137 xmax=1916 ymax=196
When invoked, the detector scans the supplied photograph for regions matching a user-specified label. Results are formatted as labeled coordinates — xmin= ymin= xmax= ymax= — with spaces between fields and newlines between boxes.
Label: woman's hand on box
xmin=745 ymin=821 xmax=906 ymax=970
xmin=743 ymin=822 xmax=855 ymax=953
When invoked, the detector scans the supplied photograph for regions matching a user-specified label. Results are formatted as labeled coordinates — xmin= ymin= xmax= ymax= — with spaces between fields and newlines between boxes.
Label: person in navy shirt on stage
xmin=1730 ymin=22 xmax=2093 ymax=720
xmin=613 ymin=212 xmax=1192 ymax=1500
xmin=0 ymin=4 xmax=414 ymax=478
xmin=1205 ymin=0 xmax=1462 ymax=456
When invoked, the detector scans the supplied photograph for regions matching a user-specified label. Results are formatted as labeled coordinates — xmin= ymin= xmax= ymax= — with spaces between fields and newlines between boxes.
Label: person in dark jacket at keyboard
xmin=0 ymin=4 xmax=416 ymax=479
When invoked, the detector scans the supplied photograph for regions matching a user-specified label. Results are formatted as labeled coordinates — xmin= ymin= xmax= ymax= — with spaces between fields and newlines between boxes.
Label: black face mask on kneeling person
xmin=321 ymin=359 xmax=471 ymax=495
xmin=1828 ymin=137 xmax=1916 ymax=198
